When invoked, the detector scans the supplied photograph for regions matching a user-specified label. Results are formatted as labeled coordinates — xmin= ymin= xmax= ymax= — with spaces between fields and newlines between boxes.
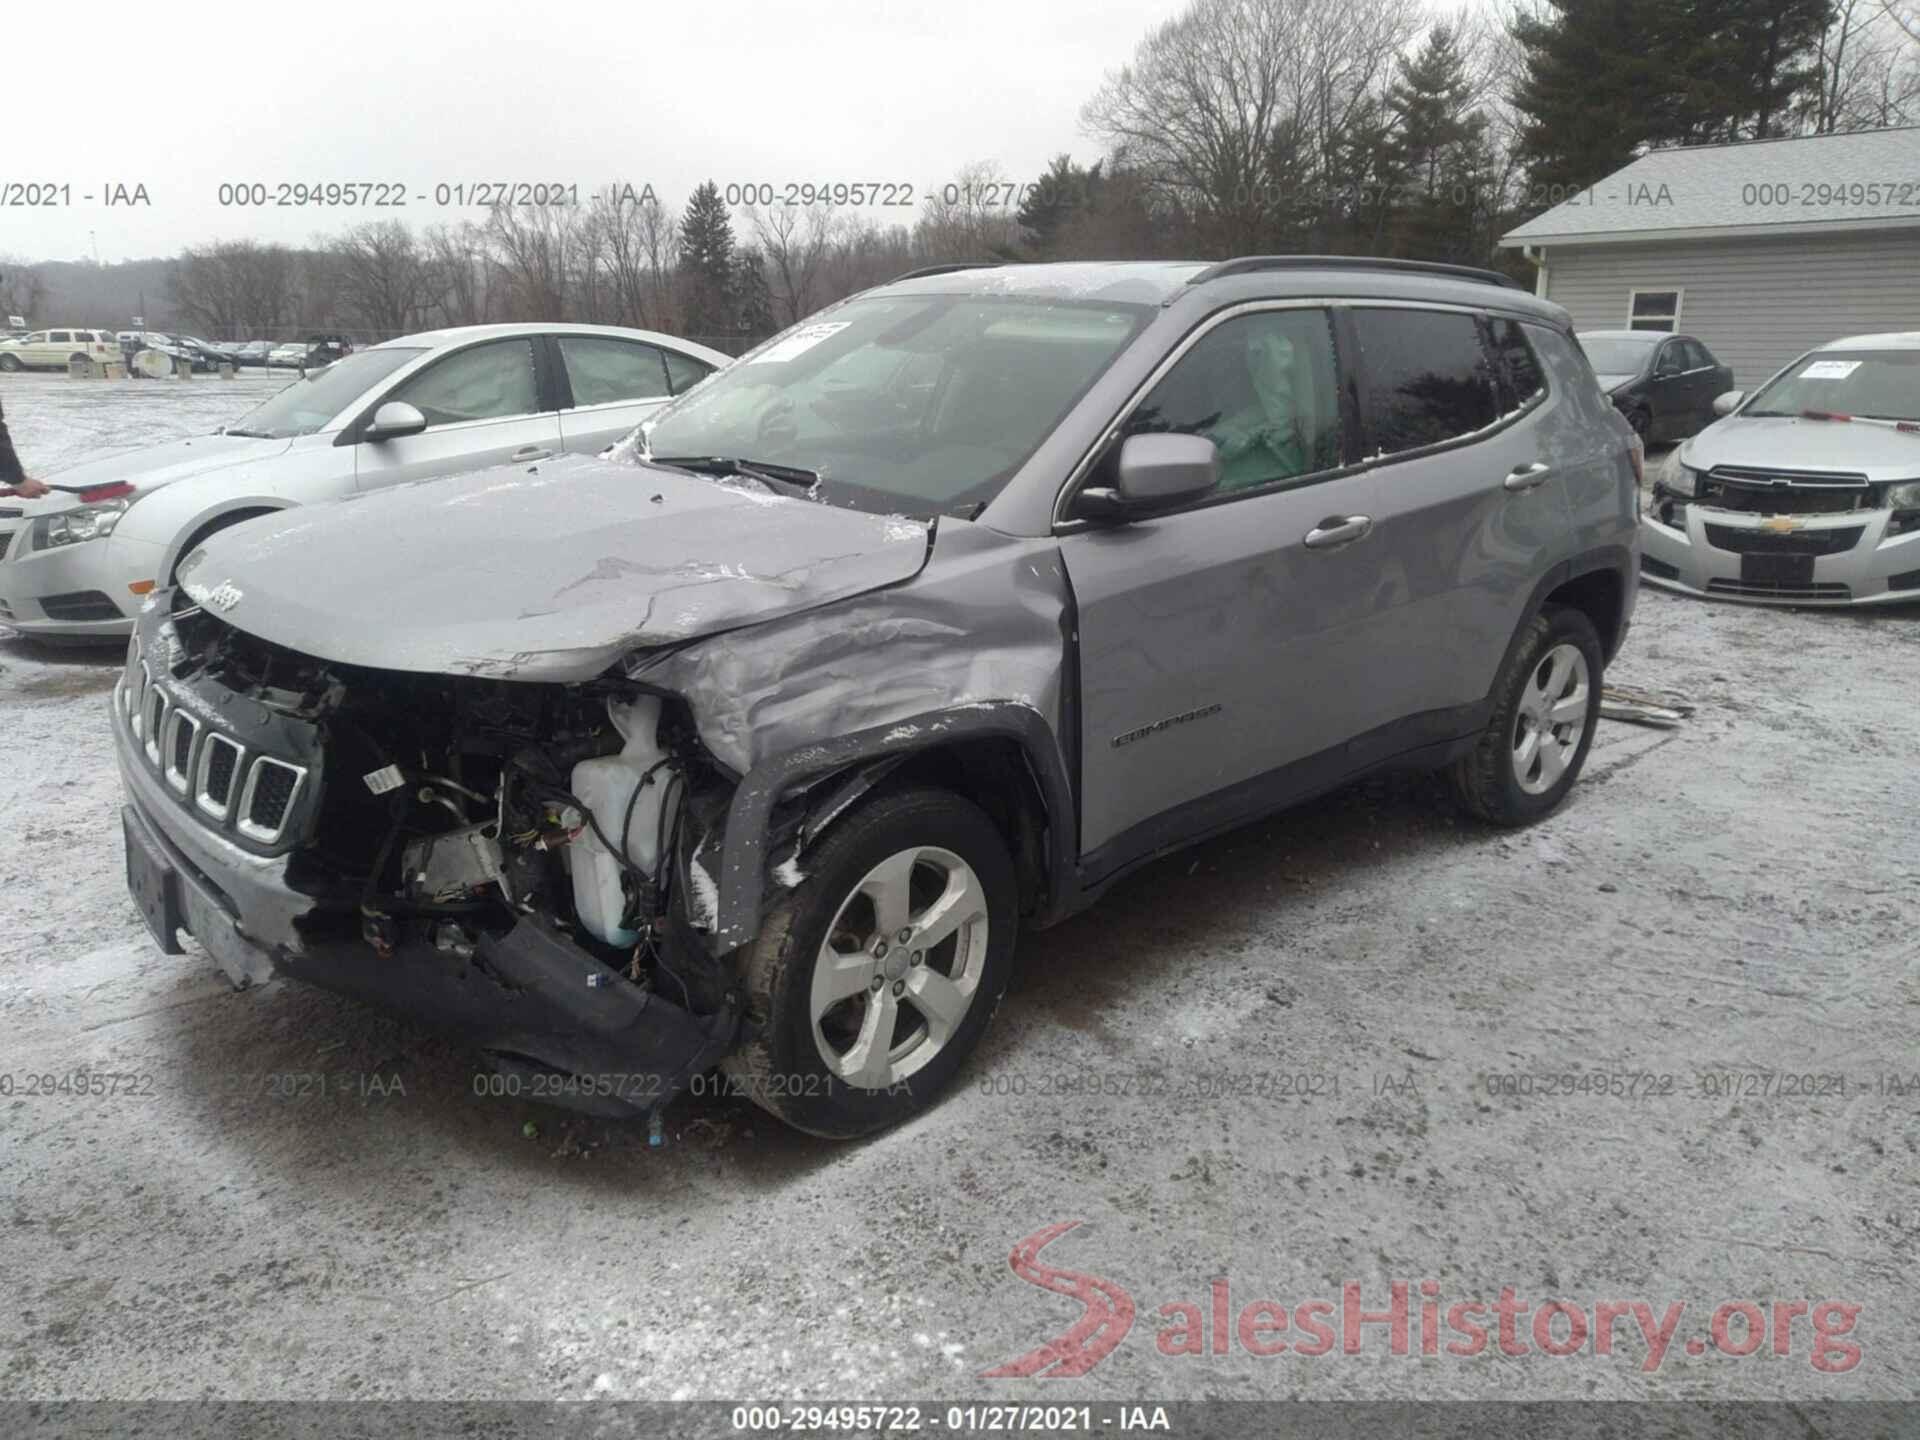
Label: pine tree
xmin=678 ymin=180 xmax=735 ymax=337
xmin=1385 ymin=26 xmax=1491 ymax=260
xmin=1017 ymin=155 xmax=1104 ymax=255
xmin=731 ymin=246 xmax=775 ymax=340
xmin=1512 ymin=0 xmax=1675 ymax=193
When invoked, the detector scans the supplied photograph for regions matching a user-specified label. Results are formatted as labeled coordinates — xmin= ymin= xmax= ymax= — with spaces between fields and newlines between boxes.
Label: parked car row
xmin=0 ymin=328 xmax=363 ymax=375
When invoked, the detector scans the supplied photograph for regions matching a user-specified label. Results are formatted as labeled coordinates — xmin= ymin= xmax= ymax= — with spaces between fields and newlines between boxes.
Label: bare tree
xmin=913 ymin=161 xmax=1024 ymax=261
xmin=588 ymin=186 xmax=680 ymax=329
xmin=168 ymin=240 xmax=302 ymax=338
xmin=1082 ymin=0 xmax=1422 ymax=251
xmin=420 ymin=221 xmax=496 ymax=327
xmin=485 ymin=201 xmax=578 ymax=320
xmin=324 ymin=221 xmax=439 ymax=335
xmin=0 ymin=259 xmax=49 ymax=324
xmin=746 ymin=202 xmax=842 ymax=325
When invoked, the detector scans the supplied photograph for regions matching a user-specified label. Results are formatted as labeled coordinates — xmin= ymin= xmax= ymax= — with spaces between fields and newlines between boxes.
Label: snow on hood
xmin=176 ymin=452 xmax=933 ymax=681
xmin=1681 ymin=414 xmax=1920 ymax=484
xmin=43 ymin=432 xmax=294 ymax=498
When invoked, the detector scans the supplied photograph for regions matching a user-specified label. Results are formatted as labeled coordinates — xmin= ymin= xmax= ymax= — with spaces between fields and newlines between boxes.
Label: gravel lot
xmin=2 ymin=371 xmax=1916 ymax=1403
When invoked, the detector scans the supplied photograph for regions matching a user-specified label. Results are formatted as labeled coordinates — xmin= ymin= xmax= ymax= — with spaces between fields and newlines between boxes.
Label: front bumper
xmin=0 ymin=527 xmax=153 ymax=638
xmin=1639 ymin=503 xmax=1920 ymax=606
xmin=112 ymin=654 xmax=738 ymax=1117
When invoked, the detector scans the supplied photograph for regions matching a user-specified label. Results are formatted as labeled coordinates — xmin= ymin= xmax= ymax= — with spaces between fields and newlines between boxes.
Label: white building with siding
xmin=1499 ymin=126 xmax=1920 ymax=388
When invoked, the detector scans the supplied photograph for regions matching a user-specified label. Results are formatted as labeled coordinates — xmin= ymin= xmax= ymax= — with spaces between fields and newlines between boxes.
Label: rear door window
xmin=1350 ymin=309 xmax=1498 ymax=455
xmin=556 ymin=336 xmax=670 ymax=406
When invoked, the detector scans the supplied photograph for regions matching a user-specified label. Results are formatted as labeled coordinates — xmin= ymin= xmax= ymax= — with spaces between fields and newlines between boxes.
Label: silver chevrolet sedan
xmin=1641 ymin=331 xmax=1920 ymax=606
xmin=0 ymin=323 xmax=730 ymax=638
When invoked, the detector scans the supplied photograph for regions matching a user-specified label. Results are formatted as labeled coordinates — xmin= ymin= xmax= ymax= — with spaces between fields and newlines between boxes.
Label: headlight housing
xmin=1884 ymin=480 xmax=1920 ymax=511
xmin=1662 ymin=462 xmax=1701 ymax=499
xmin=33 ymin=499 xmax=130 ymax=548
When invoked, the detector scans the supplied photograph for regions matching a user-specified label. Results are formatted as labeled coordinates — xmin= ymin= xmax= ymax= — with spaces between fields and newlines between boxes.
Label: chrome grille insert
xmin=236 ymin=757 xmax=306 ymax=843
xmin=163 ymin=710 xmax=200 ymax=795
xmin=143 ymin=688 xmax=169 ymax=767
xmin=196 ymin=733 xmax=243 ymax=821
xmin=131 ymin=662 xmax=152 ymax=739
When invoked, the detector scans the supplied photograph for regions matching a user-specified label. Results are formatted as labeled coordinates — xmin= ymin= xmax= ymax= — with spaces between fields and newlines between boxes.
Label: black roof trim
xmin=1189 ymin=255 xmax=1522 ymax=291
xmin=889 ymin=261 xmax=1007 ymax=283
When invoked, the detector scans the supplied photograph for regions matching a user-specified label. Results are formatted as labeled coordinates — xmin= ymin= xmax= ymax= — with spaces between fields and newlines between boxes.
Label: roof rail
xmin=1188 ymin=255 xmax=1522 ymax=290
xmin=889 ymin=261 xmax=1006 ymax=283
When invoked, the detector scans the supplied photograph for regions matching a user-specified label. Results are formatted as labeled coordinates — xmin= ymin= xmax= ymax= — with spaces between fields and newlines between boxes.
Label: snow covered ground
xmin=2 ymin=373 xmax=1916 ymax=1404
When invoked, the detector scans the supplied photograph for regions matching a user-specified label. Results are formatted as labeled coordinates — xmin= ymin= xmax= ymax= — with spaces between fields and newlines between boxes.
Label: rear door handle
xmin=1503 ymin=462 xmax=1552 ymax=492
xmin=512 ymin=446 xmax=553 ymax=462
xmin=1303 ymin=515 xmax=1373 ymax=550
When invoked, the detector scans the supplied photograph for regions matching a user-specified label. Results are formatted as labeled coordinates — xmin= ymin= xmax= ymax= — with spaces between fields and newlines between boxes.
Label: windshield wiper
xmin=652 ymin=455 xmax=820 ymax=499
xmin=221 ymin=427 xmax=272 ymax=438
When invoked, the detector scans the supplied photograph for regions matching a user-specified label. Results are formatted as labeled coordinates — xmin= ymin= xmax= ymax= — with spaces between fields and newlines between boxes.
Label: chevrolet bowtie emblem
xmin=1760 ymin=517 xmax=1804 ymax=533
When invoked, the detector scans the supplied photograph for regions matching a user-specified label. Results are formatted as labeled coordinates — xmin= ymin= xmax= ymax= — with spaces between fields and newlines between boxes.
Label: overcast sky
xmin=5 ymin=0 xmax=1187 ymax=263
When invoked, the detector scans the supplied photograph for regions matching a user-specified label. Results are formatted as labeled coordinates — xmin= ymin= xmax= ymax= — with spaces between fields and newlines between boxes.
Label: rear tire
xmin=1451 ymin=606 xmax=1603 ymax=827
xmin=722 ymin=787 xmax=1016 ymax=1138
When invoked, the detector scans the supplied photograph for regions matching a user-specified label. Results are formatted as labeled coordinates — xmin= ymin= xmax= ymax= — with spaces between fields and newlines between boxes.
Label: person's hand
xmin=4 ymin=478 xmax=50 ymax=499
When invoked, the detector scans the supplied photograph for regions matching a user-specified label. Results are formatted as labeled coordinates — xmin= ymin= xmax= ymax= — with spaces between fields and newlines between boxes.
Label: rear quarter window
xmin=1350 ymin=308 xmax=1498 ymax=455
xmin=1487 ymin=317 xmax=1548 ymax=414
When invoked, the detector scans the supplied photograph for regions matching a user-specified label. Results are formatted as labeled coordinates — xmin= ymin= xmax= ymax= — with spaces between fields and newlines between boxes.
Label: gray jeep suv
xmin=114 ymin=258 xmax=1640 ymax=1138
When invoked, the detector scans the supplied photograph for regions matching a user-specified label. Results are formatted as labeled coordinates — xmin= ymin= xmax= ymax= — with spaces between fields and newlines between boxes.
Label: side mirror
xmin=1076 ymin=433 xmax=1219 ymax=520
xmin=1711 ymin=390 xmax=1745 ymax=417
xmin=364 ymin=401 xmax=427 ymax=442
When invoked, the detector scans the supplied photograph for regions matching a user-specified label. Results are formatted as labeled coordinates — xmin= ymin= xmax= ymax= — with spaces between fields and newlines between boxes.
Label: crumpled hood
xmin=177 ymin=452 xmax=933 ymax=681
xmin=1682 ymin=415 xmax=1920 ymax=483
xmin=49 ymin=433 xmax=294 ymax=497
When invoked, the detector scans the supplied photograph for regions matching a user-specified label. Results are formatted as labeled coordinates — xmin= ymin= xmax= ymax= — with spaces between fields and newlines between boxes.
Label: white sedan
xmin=0 ymin=322 xmax=729 ymax=638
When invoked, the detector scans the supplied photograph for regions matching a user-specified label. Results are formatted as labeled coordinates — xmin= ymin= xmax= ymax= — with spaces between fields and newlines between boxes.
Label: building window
xmin=1627 ymin=290 xmax=1682 ymax=333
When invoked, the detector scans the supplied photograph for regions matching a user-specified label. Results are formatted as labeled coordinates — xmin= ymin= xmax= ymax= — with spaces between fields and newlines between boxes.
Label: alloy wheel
xmin=808 ymin=845 xmax=990 ymax=1089
xmin=1510 ymin=642 xmax=1590 ymax=796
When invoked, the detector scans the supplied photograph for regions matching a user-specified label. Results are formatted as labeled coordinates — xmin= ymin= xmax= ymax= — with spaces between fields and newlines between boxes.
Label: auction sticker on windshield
xmin=1800 ymin=360 xmax=1861 ymax=379
xmin=748 ymin=321 xmax=851 ymax=364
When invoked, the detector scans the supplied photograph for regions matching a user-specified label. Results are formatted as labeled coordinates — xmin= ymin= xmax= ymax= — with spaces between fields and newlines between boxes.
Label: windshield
xmin=1579 ymin=336 xmax=1658 ymax=375
xmin=639 ymin=294 xmax=1152 ymax=517
xmin=224 ymin=346 xmax=425 ymax=438
xmin=1743 ymin=350 xmax=1920 ymax=422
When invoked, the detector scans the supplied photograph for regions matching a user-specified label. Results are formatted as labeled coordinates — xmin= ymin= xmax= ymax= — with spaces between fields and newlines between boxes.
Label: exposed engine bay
xmin=152 ymin=599 xmax=750 ymax=1114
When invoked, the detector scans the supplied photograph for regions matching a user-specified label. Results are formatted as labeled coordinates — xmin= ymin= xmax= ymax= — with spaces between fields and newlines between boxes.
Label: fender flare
xmin=706 ymin=701 xmax=1077 ymax=954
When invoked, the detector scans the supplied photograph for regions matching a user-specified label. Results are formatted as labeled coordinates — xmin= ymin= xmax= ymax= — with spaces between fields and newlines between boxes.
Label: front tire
xmin=1451 ymin=606 xmax=1603 ymax=827
xmin=0 ymin=354 xmax=21 ymax=372
xmin=722 ymin=787 xmax=1016 ymax=1138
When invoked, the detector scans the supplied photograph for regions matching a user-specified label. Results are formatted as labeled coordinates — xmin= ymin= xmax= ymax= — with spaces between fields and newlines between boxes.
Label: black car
xmin=303 ymin=333 xmax=353 ymax=367
xmin=1577 ymin=330 xmax=1735 ymax=444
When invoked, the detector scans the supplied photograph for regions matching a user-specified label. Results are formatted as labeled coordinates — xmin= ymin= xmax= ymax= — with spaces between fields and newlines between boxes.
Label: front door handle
xmin=1503 ymin=462 xmax=1552 ymax=492
xmin=512 ymin=446 xmax=553 ymax=462
xmin=1303 ymin=515 xmax=1374 ymax=550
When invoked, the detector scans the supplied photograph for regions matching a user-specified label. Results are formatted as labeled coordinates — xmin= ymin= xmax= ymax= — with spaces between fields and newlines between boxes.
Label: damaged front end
xmin=115 ymin=594 xmax=747 ymax=1123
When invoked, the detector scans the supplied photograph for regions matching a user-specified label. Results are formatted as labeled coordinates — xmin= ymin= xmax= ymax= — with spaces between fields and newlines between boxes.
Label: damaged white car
xmin=115 ymin=259 xmax=1639 ymax=1138
xmin=1641 ymin=331 xmax=1920 ymax=605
